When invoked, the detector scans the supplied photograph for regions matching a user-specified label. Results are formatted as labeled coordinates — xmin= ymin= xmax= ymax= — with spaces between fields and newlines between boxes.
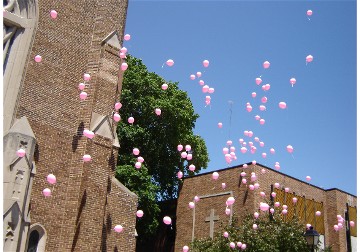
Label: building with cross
xmin=3 ymin=0 xmax=138 ymax=251
xmin=175 ymin=163 xmax=357 ymax=252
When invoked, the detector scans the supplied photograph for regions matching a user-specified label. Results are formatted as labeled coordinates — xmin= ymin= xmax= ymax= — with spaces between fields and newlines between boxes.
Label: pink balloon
xmin=240 ymin=172 xmax=246 ymax=177
xmin=316 ymin=211 xmax=321 ymax=216
xmin=136 ymin=210 xmax=144 ymax=218
xmin=50 ymin=10 xmax=58 ymax=19
xmin=84 ymin=73 xmax=91 ymax=81
xmin=155 ymin=108 xmax=161 ymax=116
xmin=190 ymin=74 xmax=196 ymax=80
xmin=261 ymin=168 xmax=266 ymax=174
xmin=275 ymin=164 xmax=280 ymax=170
xmin=262 ymin=85 xmax=266 ymax=91
xmin=260 ymin=202 xmax=270 ymax=211
xmin=274 ymin=183 xmax=280 ymax=188
xmin=237 ymin=242 xmax=243 ymax=248
xmin=270 ymin=148 xmax=275 ymax=154
xmin=161 ymin=83 xmax=168 ymax=90
xmin=259 ymin=105 xmax=266 ymax=111
xmin=223 ymin=231 xmax=229 ymax=238
xmin=334 ymin=225 xmax=339 ymax=231
xmin=222 ymin=183 xmax=226 ymax=189
xmin=121 ymin=63 xmax=128 ymax=71
xmin=293 ymin=197 xmax=298 ymax=203
xmin=223 ymin=147 xmax=229 ymax=154
xmin=252 ymin=160 xmax=257 ymax=165
xmin=133 ymin=148 xmax=140 ymax=156
xmin=196 ymin=72 xmax=202 ymax=77
xmin=241 ymin=244 xmax=247 ymax=250
xmin=183 ymin=245 xmax=189 ymax=252
xmin=265 ymin=84 xmax=271 ymax=91
xmin=78 ymin=83 xmax=85 ymax=90
xmin=225 ymin=207 xmax=231 ymax=215
xmin=260 ymin=191 xmax=265 ymax=197
xmin=286 ymin=145 xmax=294 ymax=153
xmin=114 ymin=225 xmax=123 ymax=233
xmin=338 ymin=223 xmax=343 ymax=229
xmin=254 ymin=115 xmax=260 ymax=121
xmin=202 ymin=85 xmax=209 ymax=93
xmin=205 ymin=95 xmax=211 ymax=101
xmin=254 ymin=183 xmax=259 ymax=189
xmin=120 ymin=47 xmax=128 ymax=54
xmin=212 ymin=172 xmax=219 ymax=180
xmin=275 ymin=202 xmax=280 ymax=207
xmin=79 ymin=91 xmax=88 ymax=100
xmin=227 ymin=140 xmax=233 ymax=146
xmin=254 ymin=212 xmax=259 ymax=218
xmin=230 ymin=242 xmax=236 ymax=248
xmin=166 ymin=59 xmax=174 ymax=67
xmin=119 ymin=52 xmax=126 ymax=59
xmin=135 ymin=162 xmax=141 ymax=169
xmin=226 ymin=196 xmax=235 ymax=205
xmin=255 ymin=77 xmax=262 ymax=85
xmin=282 ymin=209 xmax=288 ymax=215
xmin=242 ymin=178 xmax=247 ymax=184
xmin=16 ymin=148 xmax=26 ymax=158
xmin=34 ymin=55 xmax=42 ymax=62
xmin=307 ymin=10 xmax=313 ymax=16
xmin=306 ymin=223 xmax=312 ymax=229
xmin=181 ymin=152 xmax=187 ymax=159
xmin=263 ymin=61 xmax=270 ymax=69
xmin=271 ymin=192 xmax=276 ymax=198
xmin=306 ymin=176 xmax=311 ymax=181
xmin=187 ymin=153 xmax=193 ymax=160
xmin=189 ymin=164 xmax=195 ymax=171
xmin=177 ymin=171 xmax=183 ymax=179
xmin=83 ymin=154 xmax=92 ymax=162
xmin=188 ymin=202 xmax=195 ymax=209
xmin=240 ymin=147 xmax=247 ymax=154
xmin=47 ymin=174 xmax=56 ymax=184
xmin=163 ymin=216 xmax=172 ymax=225
xmin=249 ymin=184 xmax=255 ymax=190
xmin=248 ymin=131 xmax=253 ymax=137
xmin=124 ymin=34 xmax=131 ymax=41
xmin=350 ymin=221 xmax=355 ymax=227
xmin=114 ymin=102 xmax=122 ymax=110
xmin=185 ymin=145 xmax=191 ymax=151
xmin=306 ymin=55 xmax=313 ymax=63
xmin=218 ymin=122 xmax=223 ymax=128
xmin=290 ymin=78 xmax=296 ymax=87
xmin=285 ymin=187 xmax=290 ymax=192
xmin=43 ymin=188 xmax=51 ymax=197
xmin=113 ymin=113 xmax=121 ymax=122
xmin=128 ymin=117 xmax=134 ymax=124
xmin=137 ymin=156 xmax=144 ymax=163
xmin=279 ymin=102 xmax=287 ymax=109
xmin=259 ymin=119 xmax=265 ymax=125
xmin=243 ymin=164 xmax=248 ymax=169
xmin=83 ymin=129 xmax=95 ymax=139
xmin=208 ymin=87 xmax=215 ymax=93
xmin=246 ymin=105 xmax=252 ymax=112
xmin=203 ymin=60 xmax=209 ymax=67
xmin=261 ymin=96 xmax=268 ymax=103
xmin=199 ymin=80 xmax=205 ymax=85
xmin=253 ymin=224 xmax=258 ymax=230
xmin=252 ymin=92 xmax=257 ymax=98
xmin=177 ymin=144 xmax=183 ymax=151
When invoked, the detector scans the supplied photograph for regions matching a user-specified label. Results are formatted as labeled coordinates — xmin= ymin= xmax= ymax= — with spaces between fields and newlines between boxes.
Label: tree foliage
xmin=191 ymin=210 xmax=310 ymax=252
xmin=115 ymin=55 xmax=209 ymax=245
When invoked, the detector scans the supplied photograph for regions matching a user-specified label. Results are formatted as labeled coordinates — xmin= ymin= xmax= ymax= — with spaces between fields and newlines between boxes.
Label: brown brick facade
xmin=175 ymin=163 xmax=357 ymax=252
xmin=12 ymin=0 xmax=138 ymax=251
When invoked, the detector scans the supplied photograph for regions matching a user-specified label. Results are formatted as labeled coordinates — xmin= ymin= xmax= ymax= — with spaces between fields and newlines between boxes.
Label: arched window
xmin=27 ymin=230 xmax=39 ymax=252
xmin=25 ymin=224 xmax=46 ymax=252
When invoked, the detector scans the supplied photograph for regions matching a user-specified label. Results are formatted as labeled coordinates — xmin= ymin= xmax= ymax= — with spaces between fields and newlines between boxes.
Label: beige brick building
xmin=176 ymin=163 xmax=357 ymax=252
xmin=3 ymin=0 xmax=138 ymax=251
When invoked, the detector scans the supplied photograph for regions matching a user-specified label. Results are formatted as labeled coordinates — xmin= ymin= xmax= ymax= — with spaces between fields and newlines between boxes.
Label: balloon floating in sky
xmin=218 ymin=122 xmax=223 ymax=128
xmin=263 ymin=61 xmax=270 ymax=69
xmin=114 ymin=225 xmax=123 ymax=233
xmin=34 ymin=55 xmax=42 ymax=62
xmin=306 ymin=176 xmax=311 ymax=181
xmin=259 ymin=119 xmax=265 ymax=125
xmin=259 ymin=105 xmax=266 ymax=111
xmin=279 ymin=102 xmax=287 ymax=109
xmin=43 ymin=188 xmax=51 ymax=197
xmin=16 ymin=148 xmax=26 ymax=158
xmin=208 ymin=87 xmax=215 ymax=93
xmin=120 ymin=47 xmax=127 ymax=54
xmin=124 ymin=34 xmax=131 ymax=41
xmin=287 ymin=145 xmax=294 ymax=153
xmin=119 ymin=52 xmax=126 ymax=59
xmin=163 ymin=216 xmax=172 ymax=225
xmin=306 ymin=55 xmax=314 ymax=63
xmin=196 ymin=71 xmax=202 ymax=78
xmin=203 ymin=60 xmax=209 ymax=67
xmin=255 ymin=78 xmax=262 ymax=85
xmin=190 ymin=74 xmax=195 ymax=80
xmin=307 ymin=10 xmax=313 ymax=16
xmin=50 ymin=10 xmax=58 ymax=19
xmin=166 ymin=59 xmax=174 ymax=67
xmin=199 ymin=80 xmax=205 ymax=86
xmin=265 ymin=84 xmax=271 ymax=91
xmin=202 ymin=85 xmax=209 ymax=93
xmin=161 ymin=83 xmax=168 ymax=90
xmin=252 ymin=92 xmax=256 ymax=98
xmin=261 ymin=96 xmax=268 ymax=103
xmin=290 ymin=78 xmax=296 ymax=87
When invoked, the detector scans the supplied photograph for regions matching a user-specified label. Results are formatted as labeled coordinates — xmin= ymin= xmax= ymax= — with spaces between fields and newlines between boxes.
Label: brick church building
xmin=176 ymin=163 xmax=357 ymax=252
xmin=3 ymin=0 xmax=138 ymax=251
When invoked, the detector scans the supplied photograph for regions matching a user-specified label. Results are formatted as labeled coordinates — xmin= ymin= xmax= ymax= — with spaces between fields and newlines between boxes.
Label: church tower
xmin=3 ymin=0 xmax=138 ymax=251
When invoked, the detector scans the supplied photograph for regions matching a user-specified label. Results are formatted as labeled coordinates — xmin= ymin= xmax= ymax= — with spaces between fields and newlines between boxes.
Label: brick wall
xmin=175 ymin=163 xmax=357 ymax=252
xmin=15 ymin=0 xmax=138 ymax=251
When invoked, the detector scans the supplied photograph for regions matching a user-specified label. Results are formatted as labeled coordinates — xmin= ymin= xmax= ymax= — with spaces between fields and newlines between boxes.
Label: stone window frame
xmin=25 ymin=223 xmax=47 ymax=252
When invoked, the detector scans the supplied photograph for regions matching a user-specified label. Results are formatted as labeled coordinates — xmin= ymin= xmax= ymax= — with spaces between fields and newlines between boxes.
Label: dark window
xmin=27 ymin=230 xmax=39 ymax=252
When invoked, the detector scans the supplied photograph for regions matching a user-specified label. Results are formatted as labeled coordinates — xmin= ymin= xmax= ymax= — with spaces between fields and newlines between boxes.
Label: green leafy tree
xmin=115 ymin=55 xmax=209 ymax=245
xmin=191 ymin=208 xmax=310 ymax=252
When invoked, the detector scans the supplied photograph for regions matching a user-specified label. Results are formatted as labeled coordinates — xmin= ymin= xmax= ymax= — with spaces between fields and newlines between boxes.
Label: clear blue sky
xmin=123 ymin=0 xmax=357 ymax=195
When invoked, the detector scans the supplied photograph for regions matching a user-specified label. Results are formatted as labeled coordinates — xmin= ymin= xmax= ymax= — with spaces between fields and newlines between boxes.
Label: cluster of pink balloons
xmin=79 ymin=73 xmax=91 ymax=101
